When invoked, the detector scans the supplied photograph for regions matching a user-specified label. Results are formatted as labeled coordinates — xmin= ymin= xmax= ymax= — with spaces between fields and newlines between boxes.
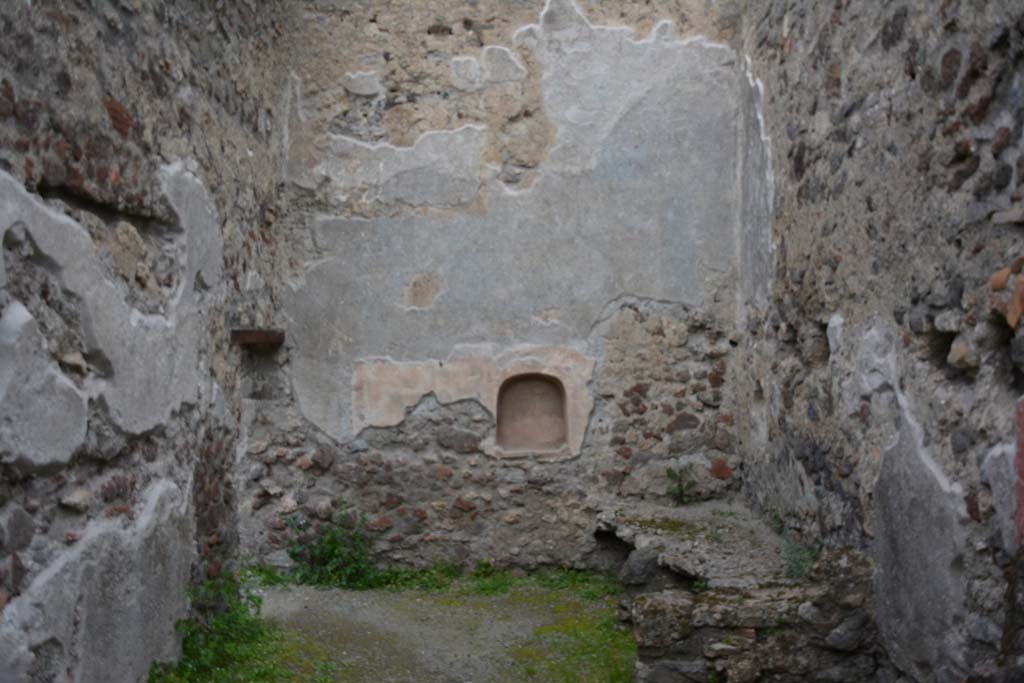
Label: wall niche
xmin=496 ymin=374 xmax=567 ymax=452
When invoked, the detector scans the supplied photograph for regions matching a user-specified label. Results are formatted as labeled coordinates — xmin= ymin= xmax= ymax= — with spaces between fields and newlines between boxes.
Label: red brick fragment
xmin=709 ymin=458 xmax=733 ymax=480
xmin=102 ymin=96 xmax=133 ymax=136
xmin=366 ymin=516 xmax=393 ymax=532
xmin=990 ymin=267 xmax=1012 ymax=291
xmin=1007 ymin=278 xmax=1024 ymax=329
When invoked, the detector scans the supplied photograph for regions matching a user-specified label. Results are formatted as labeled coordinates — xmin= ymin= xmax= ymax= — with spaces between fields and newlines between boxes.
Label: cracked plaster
xmin=285 ymin=0 xmax=772 ymax=444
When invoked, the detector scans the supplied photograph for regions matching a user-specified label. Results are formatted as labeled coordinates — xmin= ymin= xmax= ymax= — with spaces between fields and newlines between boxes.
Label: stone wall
xmin=732 ymin=0 xmax=1024 ymax=680
xmin=237 ymin=300 xmax=746 ymax=571
xmin=235 ymin=0 xmax=770 ymax=574
xmin=0 ymin=1 xmax=295 ymax=680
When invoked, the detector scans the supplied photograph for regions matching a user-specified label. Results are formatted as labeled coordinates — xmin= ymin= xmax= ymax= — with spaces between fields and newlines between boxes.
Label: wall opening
xmin=496 ymin=374 xmax=567 ymax=451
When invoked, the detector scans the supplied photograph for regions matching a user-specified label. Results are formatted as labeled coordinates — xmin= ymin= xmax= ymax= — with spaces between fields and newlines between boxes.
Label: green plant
xmin=764 ymin=510 xmax=819 ymax=580
xmin=666 ymin=465 xmax=698 ymax=505
xmin=691 ymin=578 xmax=709 ymax=593
xmin=286 ymin=514 xmax=468 ymax=592
xmin=374 ymin=562 xmax=462 ymax=592
xmin=149 ymin=576 xmax=285 ymax=683
xmin=311 ymin=660 xmax=339 ymax=683
xmin=286 ymin=516 xmax=378 ymax=589
xmin=469 ymin=560 xmax=514 ymax=595
xmin=782 ymin=535 xmax=819 ymax=580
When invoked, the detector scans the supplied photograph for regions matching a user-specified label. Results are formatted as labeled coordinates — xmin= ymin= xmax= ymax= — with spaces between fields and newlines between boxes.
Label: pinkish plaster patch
xmin=352 ymin=345 xmax=594 ymax=457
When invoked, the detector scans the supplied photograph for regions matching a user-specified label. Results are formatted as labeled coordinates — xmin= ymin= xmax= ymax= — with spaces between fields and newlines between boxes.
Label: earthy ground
xmin=259 ymin=580 xmax=635 ymax=683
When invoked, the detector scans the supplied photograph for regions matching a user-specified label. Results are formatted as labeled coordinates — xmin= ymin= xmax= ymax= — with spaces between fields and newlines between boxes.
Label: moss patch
xmin=506 ymin=609 xmax=636 ymax=683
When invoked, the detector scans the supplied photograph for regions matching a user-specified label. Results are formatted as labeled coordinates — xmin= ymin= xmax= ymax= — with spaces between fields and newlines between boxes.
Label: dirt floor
xmin=259 ymin=580 xmax=635 ymax=683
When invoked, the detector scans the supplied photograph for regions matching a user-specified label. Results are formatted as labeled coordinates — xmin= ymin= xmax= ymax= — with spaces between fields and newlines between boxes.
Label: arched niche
xmin=496 ymin=373 xmax=568 ymax=451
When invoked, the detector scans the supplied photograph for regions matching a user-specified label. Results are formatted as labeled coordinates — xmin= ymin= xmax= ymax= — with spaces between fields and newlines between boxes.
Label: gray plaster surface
xmin=0 ymin=302 xmax=87 ymax=472
xmin=0 ymin=481 xmax=193 ymax=683
xmin=873 ymin=388 xmax=970 ymax=682
xmin=982 ymin=443 xmax=1019 ymax=555
xmin=815 ymin=318 xmax=977 ymax=681
xmin=824 ymin=320 xmax=973 ymax=681
xmin=285 ymin=0 xmax=771 ymax=442
xmin=0 ymin=163 xmax=222 ymax=442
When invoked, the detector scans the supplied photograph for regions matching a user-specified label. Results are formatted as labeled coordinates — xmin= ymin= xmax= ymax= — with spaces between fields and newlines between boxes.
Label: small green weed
xmin=691 ymin=578 xmax=709 ymax=594
xmin=149 ymin=574 xmax=343 ymax=683
xmin=782 ymin=535 xmax=818 ymax=579
xmin=240 ymin=565 xmax=289 ymax=587
xmin=666 ymin=465 xmax=698 ymax=505
xmin=311 ymin=660 xmax=339 ymax=683
xmin=469 ymin=560 xmax=515 ymax=595
xmin=149 ymin=576 xmax=276 ymax=683
xmin=534 ymin=568 xmax=622 ymax=600
xmin=764 ymin=510 xmax=819 ymax=580
xmin=374 ymin=561 xmax=462 ymax=592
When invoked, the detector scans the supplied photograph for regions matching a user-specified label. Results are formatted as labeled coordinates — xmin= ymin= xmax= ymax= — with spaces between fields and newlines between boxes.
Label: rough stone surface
xmin=0 ymin=0 xmax=292 ymax=678
xmin=0 ymin=482 xmax=193 ymax=683
xmin=983 ymin=444 xmax=1019 ymax=556
xmin=630 ymin=549 xmax=879 ymax=683
xmin=730 ymin=0 xmax=1024 ymax=678
xmin=1 ymin=0 xmax=1023 ymax=681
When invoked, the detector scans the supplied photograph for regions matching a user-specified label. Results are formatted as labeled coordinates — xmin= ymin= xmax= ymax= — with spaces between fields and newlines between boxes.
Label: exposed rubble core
xmin=1 ymin=0 xmax=1023 ymax=681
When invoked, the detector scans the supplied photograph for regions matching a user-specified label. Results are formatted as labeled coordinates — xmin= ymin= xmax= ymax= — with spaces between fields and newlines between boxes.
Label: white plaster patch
xmin=482 ymin=46 xmax=526 ymax=83
xmin=521 ymin=0 xmax=738 ymax=175
xmin=450 ymin=56 xmax=483 ymax=91
xmin=314 ymin=125 xmax=486 ymax=211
